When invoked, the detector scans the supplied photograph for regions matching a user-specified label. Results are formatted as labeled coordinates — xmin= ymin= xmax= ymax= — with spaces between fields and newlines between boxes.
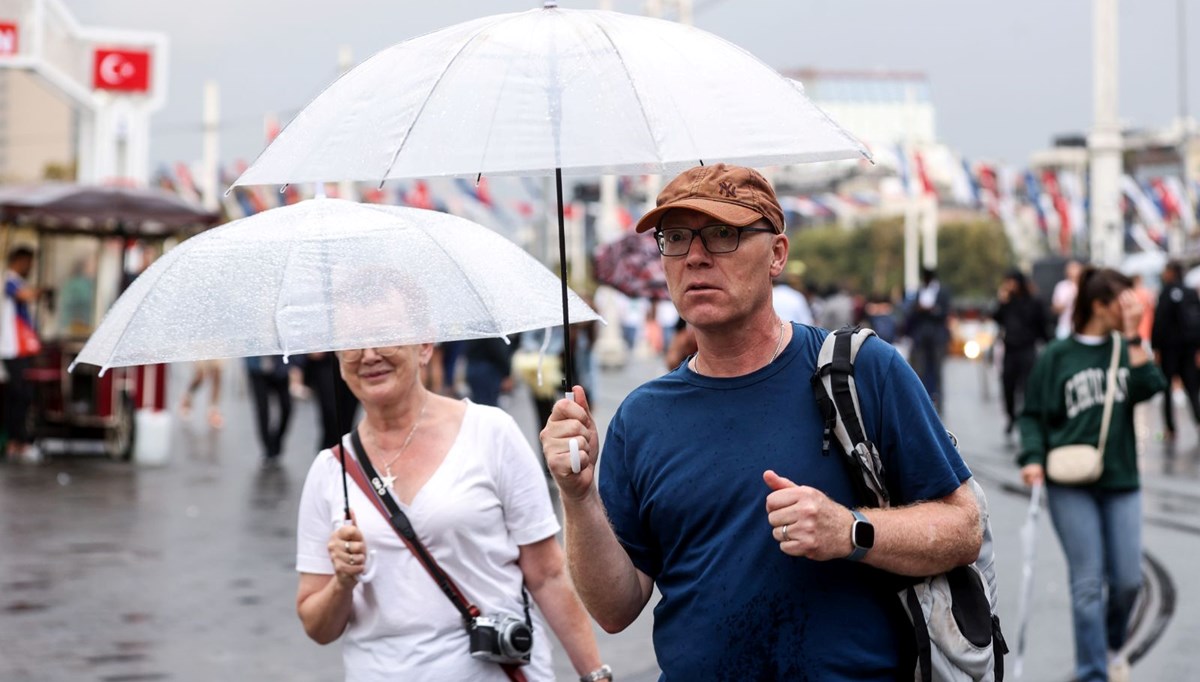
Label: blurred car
xmin=948 ymin=308 xmax=997 ymax=361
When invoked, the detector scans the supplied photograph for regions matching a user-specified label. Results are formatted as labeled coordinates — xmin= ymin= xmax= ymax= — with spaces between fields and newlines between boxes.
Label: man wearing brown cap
xmin=541 ymin=164 xmax=981 ymax=679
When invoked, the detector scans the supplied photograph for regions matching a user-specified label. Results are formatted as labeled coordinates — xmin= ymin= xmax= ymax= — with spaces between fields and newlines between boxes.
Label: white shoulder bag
xmin=1045 ymin=332 xmax=1121 ymax=485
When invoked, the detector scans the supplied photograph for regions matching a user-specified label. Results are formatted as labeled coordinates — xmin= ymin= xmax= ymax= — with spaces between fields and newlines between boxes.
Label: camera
xmin=468 ymin=613 xmax=533 ymax=664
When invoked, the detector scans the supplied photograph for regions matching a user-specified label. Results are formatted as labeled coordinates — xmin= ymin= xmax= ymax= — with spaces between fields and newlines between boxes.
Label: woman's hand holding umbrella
xmin=541 ymin=386 xmax=599 ymax=499
xmin=327 ymin=511 xmax=367 ymax=587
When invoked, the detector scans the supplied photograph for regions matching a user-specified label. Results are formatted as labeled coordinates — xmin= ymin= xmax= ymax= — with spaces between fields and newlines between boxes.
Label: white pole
xmin=1089 ymin=0 xmax=1123 ymax=266
xmin=201 ymin=80 xmax=220 ymax=211
xmin=921 ymin=194 xmax=938 ymax=270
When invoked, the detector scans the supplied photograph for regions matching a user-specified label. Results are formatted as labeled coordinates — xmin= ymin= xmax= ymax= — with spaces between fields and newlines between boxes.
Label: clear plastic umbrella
xmin=231 ymin=2 xmax=870 ymax=386
xmin=1013 ymin=482 xmax=1044 ymax=680
xmin=70 ymin=199 xmax=601 ymax=373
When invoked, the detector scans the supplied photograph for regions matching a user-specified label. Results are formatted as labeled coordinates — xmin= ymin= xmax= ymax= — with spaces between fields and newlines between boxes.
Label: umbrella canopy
xmin=232 ymin=4 xmax=869 ymax=186
xmin=71 ymin=199 xmax=600 ymax=372
xmin=593 ymin=231 xmax=669 ymax=301
xmin=0 ymin=183 xmax=219 ymax=236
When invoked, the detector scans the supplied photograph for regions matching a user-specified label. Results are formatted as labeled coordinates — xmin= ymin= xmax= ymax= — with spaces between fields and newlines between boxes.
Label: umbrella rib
xmin=589 ymin=20 xmax=665 ymax=168
xmin=379 ymin=14 xmax=526 ymax=182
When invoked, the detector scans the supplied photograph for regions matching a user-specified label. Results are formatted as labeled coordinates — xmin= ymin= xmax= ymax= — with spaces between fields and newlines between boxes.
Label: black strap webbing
xmin=906 ymin=586 xmax=933 ymax=682
xmin=830 ymin=329 xmax=869 ymax=451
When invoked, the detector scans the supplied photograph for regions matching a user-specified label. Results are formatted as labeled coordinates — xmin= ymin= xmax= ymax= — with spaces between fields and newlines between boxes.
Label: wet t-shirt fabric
xmin=598 ymin=323 xmax=971 ymax=681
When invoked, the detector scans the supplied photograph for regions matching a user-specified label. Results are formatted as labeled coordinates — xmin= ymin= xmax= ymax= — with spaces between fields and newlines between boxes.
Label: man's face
xmin=10 ymin=255 xmax=32 ymax=278
xmin=659 ymin=208 xmax=785 ymax=331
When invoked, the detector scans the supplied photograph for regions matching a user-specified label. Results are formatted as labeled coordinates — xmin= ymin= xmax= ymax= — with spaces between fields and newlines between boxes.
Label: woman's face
xmin=338 ymin=344 xmax=432 ymax=407
xmin=1091 ymin=288 xmax=1128 ymax=333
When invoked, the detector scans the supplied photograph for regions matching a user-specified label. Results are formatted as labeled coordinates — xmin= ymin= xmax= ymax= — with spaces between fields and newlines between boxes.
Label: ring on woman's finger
xmin=348 ymin=555 xmax=356 ymax=566
xmin=344 ymin=541 xmax=351 ymax=552
xmin=781 ymin=524 xmax=791 ymax=542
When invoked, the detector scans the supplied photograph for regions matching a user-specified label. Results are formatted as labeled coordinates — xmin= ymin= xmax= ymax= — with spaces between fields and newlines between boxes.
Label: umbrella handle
xmin=566 ymin=391 xmax=581 ymax=473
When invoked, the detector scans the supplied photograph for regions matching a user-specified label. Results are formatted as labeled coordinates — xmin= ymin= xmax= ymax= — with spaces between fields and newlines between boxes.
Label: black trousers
xmin=1158 ymin=344 xmax=1200 ymax=434
xmin=3 ymin=357 xmax=33 ymax=445
xmin=248 ymin=371 xmax=291 ymax=459
xmin=307 ymin=361 xmax=359 ymax=451
xmin=1002 ymin=345 xmax=1038 ymax=425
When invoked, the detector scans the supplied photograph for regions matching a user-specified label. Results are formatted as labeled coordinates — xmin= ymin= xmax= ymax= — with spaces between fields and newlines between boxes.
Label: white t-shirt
xmin=296 ymin=402 xmax=560 ymax=682
xmin=1052 ymin=279 xmax=1077 ymax=339
xmin=772 ymin=284 xmax=814 ymax=325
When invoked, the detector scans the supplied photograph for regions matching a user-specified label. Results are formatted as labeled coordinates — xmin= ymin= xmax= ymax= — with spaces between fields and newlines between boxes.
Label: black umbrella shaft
xmin=555 ymin=168 xmax=574 ymax=392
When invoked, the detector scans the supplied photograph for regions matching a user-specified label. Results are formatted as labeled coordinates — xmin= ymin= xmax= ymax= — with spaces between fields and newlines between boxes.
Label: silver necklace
xmin=374 ymin=394 xmax=429 ymax=491
xmin=692 ymin=320 xmax=787 ymax=376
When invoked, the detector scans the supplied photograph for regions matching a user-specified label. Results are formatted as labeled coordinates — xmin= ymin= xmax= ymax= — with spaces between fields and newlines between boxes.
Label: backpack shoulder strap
xmin=811 ymin=325 xmax=890 ymax=507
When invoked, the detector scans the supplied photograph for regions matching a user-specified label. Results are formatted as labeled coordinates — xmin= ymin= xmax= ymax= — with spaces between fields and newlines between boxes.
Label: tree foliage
xmin=788 ymin=218 xmax=1012 ymax=302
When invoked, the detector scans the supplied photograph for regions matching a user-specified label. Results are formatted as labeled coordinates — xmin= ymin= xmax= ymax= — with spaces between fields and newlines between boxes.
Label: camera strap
xmin=338 ymin=433 xmax=531 ymax=682
xmin=342 ymin=431 xmax=480 ymax=622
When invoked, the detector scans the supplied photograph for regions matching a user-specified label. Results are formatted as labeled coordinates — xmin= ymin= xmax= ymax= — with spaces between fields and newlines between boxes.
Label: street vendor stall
xmin=0 ymin=183 xmax=218 ymax=459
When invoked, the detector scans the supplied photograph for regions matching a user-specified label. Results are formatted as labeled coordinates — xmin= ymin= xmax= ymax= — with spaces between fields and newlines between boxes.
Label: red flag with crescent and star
xmin=93 ymin=48 xmax=151 ymax=93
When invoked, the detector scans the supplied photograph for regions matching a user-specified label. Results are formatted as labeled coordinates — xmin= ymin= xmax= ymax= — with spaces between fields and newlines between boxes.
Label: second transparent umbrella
xmin=71 ymin=198 xmax=601 ymax=373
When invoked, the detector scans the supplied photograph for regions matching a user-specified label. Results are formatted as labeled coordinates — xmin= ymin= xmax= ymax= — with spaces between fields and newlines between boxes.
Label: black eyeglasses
xmin=654 ymin=224 xmax=775 ymax=257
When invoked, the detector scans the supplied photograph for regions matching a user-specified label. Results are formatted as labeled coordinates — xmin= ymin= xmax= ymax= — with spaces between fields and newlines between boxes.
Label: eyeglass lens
xmin=658 ymin=225 xmax=743 ymax=256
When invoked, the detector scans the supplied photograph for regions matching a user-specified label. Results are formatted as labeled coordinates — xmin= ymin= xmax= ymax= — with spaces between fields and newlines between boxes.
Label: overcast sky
xmin=64 ymin=0 xmax=1199 ymax=169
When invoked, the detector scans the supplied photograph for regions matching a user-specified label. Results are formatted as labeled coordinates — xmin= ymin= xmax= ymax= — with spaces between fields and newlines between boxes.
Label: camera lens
xmin=500 ymin=620 xmax=533 ymax=658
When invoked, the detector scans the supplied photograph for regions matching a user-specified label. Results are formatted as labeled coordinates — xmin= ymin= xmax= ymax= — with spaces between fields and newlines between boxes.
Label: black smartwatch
xmin=846 ymin=509 xmax=875 ymax=561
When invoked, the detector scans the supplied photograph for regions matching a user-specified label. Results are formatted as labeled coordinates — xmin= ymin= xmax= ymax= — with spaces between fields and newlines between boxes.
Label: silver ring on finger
xmin=348 ymin=555 xmax=356 ymax=566
xmin=344 ymin=541 xmax=351 ymax=552
xmin=781 ymin=524 xmax=790 ymax=542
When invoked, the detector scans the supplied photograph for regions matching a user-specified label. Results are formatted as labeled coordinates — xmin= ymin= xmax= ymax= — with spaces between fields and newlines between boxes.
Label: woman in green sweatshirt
xmin=1017 ymin=267 xmax=1166 ymax=682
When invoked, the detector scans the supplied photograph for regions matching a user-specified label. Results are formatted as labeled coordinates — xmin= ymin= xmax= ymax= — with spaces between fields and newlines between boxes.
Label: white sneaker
xmin=1108 ymin=654 xmax=1130 ymax=682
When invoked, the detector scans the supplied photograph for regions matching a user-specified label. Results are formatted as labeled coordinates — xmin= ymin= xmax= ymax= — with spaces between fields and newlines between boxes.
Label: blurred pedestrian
xmin=771 ymin=264 xmax=814 ymax=325
xmin=1051 ymin=259 xmax=1083 ymax=339
xmin=295 ymin=344 xmax=608 ymax=681
xmin=464 ymin=336 xmax=517 ymax=407
xmin=663 ymin=318 xmax=697 ymax=370
xmin=817 ymin=283 xmax=854 ymax=330
xmin=245 ymin=355 xmax=297 ymax=466
xmin=1 ymin=246 xmax=43 ymax=463
xmin=994 ymin=269 xmax=1049 ymax=435
xmin=1018 ymin=267 xmax=1166 ymax=682
xmin=1150 ymin=260 xmax=1200 ymax=440
xmin=903 ymin=267 xmax=951 ymax=410
xmin=304 ymin=352 xmax=360 ymax=451
xmin=179 ymin=360 xmax=225 ymax=429
xmin=862 ymin=293 xmax=898 ymax=344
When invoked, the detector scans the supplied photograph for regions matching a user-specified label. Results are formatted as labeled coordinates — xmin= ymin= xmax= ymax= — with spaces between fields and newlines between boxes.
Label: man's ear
xmin=769 ymin=234 xmax=789 ymax=278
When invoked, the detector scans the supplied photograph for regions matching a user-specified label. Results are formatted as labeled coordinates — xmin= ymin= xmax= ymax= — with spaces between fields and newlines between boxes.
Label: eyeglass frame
xmin=653 ymin=223 xmax=777 ymax=257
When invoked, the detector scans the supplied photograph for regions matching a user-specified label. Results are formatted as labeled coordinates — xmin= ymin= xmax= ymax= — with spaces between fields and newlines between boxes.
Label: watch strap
xmin=846 ymin=509 xmax=871 ymax=561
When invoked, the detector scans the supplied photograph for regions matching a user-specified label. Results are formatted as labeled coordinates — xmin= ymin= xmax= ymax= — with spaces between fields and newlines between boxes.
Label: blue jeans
xmin=1046 ymin=485 xmax=1143 ymax=682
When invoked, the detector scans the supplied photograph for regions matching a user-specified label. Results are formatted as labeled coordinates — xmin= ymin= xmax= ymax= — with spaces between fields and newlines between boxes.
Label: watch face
xmin=854 ymin=520 xmax=875 ymax=549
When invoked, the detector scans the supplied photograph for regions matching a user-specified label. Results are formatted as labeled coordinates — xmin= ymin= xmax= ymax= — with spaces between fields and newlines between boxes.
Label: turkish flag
xmin=93 ymin=48 xmax=151 ymax=92
xmin=0 ymin=23 xmax=18 ymax=56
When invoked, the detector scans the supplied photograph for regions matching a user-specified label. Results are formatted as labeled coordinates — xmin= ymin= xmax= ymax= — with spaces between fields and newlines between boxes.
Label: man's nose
xmin=684 ymin=232 xmax=711 ymax=263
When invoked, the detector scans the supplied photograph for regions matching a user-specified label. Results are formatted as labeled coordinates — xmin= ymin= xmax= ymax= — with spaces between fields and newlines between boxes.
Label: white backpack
xmin=812 ymin=326 xmax=1008 ymax=682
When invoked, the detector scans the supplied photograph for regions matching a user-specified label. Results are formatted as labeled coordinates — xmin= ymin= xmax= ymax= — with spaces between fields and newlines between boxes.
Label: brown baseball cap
xmin=634 ymin=163 xmax=785 ymax=235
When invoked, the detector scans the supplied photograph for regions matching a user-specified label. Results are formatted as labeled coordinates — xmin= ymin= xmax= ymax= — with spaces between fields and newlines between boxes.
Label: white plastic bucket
xmin=134 ymin=410 xmax=173 ymax=466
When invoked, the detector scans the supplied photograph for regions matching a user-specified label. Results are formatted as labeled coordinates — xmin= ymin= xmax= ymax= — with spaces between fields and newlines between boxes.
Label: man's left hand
xmin=763 ymin=470 xmax=853 ymax=561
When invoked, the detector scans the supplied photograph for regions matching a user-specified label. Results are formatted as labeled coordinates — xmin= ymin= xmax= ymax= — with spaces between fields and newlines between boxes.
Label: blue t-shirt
xmin=598 ymin=324 xmax=971 ymax=681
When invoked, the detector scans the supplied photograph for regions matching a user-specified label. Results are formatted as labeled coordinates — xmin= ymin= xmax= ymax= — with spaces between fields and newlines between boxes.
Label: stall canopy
xmin=0 ymin=183 xmax=219 ymax=235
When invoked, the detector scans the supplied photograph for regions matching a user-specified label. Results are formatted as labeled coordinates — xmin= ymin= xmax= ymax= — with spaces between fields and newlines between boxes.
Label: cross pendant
xmin=381 ymin=468 xmax=397 ymax=491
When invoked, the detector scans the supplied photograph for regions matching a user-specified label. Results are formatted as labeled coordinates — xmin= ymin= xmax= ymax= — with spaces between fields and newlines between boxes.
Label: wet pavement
xmin=2 ymin=353 xmax=1200 ymax=680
